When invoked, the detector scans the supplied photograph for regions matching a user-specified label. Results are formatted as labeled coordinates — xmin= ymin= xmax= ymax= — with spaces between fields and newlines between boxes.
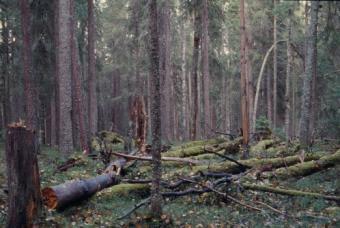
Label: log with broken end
xmin=42 ymin=173 xmax=120 ymax=209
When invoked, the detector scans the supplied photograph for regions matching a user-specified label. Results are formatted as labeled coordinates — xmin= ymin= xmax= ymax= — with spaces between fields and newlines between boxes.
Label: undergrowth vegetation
xmin=0 ymin=142 xmax=339 ymax=227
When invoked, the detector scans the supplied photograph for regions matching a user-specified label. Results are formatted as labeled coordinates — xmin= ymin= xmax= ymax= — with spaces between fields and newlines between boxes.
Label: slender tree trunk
xmin=266 ymin=66 xmax=272 ymax=126
xmin=50 ymin=96 xmax=56 ymax=146
xmin=20 ymin=0 xmax=37 ymax=130
xmin=273 ymin=0 xmax=278 ymax=130
xmin=181 ymin=23 xmax=188 ymax=141
xmin=5 ymin=125 xmax=42 ymax=227
xmin=202 ymin=0 xmax=211 ymax=138
xmin=240 ymin=0 xmax=249 ymax=157
xmin=70 ymin=0 xmax=89 ymax=153
xmin=88 ymin=0 xmax=98 ymax=136
xmin=148 ymin=0 xmax=162 ymax=218
xmin=159 ymin=0 xmax=172 ymax=142
xmin=191 ymin=10 xmax=201 ymax=140
xmin=58 ymin=0 xmax=73 ymax=154
xmin=299 ymin=1 xmax=319 ymax=147
xmin=245 ymin=2 xmax=254 ymax=134
xmin=309 ymin=22 xmax=318 ymax=140
xmin=54 ymin=0 xmax=60 ymax=146
xmin=285 ymin=11 xmax=292 ymax=141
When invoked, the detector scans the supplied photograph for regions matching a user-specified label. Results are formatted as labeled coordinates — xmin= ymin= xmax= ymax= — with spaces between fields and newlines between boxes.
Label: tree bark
xmin=285 ymin=11 xmax=292 ymax=141
xmin=180 ymin=22 xmax=188 ymax=141
xmin=240 ymin=0 xmax=249 ymax=147
xmin=191 ymin=9 xmax=201 ymax=140
xmin=159 ymin=0 xmax=172 ymax=142
xmin=88 ymin=0 xmax=98 ymax=136
xmin=0 ymin=12 xmax=11 ymax=126
xmin=20 ymin=0 xmax=37 ymax=130
xmin=299 ymin=1 xmax=319 ymax=147
xmin=70 ymin=0 xmax=89 ymax=153
xmin=42 ymin=173 xmax=119 ymax=210
xmin=148 ymin=0 xmax=162 ymax=218
xmin=202 ymin=0 xmax=211 ymax=138
xmin=273 ymin=0 xmax=278 ymax=130
xmin=57 ymin=0 xmax=74 ymax=154
xmin=5 ymin=125 xmax=42 ymax=227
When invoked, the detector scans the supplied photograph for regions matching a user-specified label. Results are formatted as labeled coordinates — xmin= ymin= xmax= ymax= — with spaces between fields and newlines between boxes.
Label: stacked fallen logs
xmin=42 ymin=137 xmax=340 ymax=213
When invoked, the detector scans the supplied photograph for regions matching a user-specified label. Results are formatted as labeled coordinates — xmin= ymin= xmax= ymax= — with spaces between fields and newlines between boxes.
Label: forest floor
xmin=0 ymin=138 xmax=339 ymax=227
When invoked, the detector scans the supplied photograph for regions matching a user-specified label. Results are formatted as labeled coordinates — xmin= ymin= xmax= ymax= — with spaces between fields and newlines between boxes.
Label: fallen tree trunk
xmin=242 ymin=183 xmax=340 ymax=202
xmin=112 ymin=151 xmax=202 ymax=165
xmin=163 ymin=137 xmax=242 ymax=158
xmin=42 ymin=173 xmax=120 ymax=209
xmin=272 ymin=150 xmax=340 ymax=179
xmin=190 ymin=153 xmax=323 ymax=175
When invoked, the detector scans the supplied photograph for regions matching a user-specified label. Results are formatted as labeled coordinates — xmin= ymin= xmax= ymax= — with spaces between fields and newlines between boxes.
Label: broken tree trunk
xmin=5 ymin=124 xmax=42 ymax=227
xmin=42 ymin=173 xmax=120 ymax=209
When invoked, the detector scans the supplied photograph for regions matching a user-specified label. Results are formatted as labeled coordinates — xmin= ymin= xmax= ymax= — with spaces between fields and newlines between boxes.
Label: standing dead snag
xmin=5 ymin=124 xmax=42 ymax=227
xmin=129 ymin=96 xmax=148 ymax=153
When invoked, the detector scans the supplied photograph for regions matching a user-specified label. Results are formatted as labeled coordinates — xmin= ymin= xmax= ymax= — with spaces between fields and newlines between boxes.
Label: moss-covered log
xmin=242 ymin=183 xmax=340 ymax=202
xmin=272 ymin=150 xmax=340 ymax=179
xmin=91 ymin=131 xmax=125 ymax=153
xmin=250 ymin=139 xmax=300 ymax=158
xmin=163 ymin=137 xmax=242 ymax=158
xmin=189 ymin=153 xmax=323 ymax=175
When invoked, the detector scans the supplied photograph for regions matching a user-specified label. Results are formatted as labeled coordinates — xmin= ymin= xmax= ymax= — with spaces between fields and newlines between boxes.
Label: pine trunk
xmin=88 ymin=0 xmax=98 ymax=136
xmin=148 ymin=0 xmax=162 ymax=218
xmin=284 ymin=12 xmax=292 ymax=140
xmin=240 ymin=0 xmax=249 ymax=147
xmin=70 ymin=0 xmax=89 ymax=153
xmin=57 ymin=0 xmax=74 ymax=154
xmin=191 ymin=10 xmax=201 ymax=140
xmin=299 ymin=1 xmax=319 ymax=147
xmin=20 ymin=0 xmax=37 ymax=130
xmin=273 ymin=0 xmax=278 ymax=130
xmin=202 ymin=0 xmax=211 ymax=138
xmin=159 ymin=0 xmax=172 ymax=142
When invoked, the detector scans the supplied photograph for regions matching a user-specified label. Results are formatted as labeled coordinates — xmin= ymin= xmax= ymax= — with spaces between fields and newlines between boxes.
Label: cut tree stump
xmin=42 ymin=173 xmax=120 ymax=209
xmin=5 ymin=124 xmax=42 ymax=227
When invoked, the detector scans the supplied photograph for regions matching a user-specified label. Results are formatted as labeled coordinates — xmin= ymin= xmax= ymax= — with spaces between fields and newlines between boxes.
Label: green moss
xmin=106 ymin=183 xmax=150 ymax=197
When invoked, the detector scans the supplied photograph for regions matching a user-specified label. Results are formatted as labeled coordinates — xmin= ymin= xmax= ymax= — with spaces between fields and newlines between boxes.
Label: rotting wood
xmin=5 ymin=124 xmax=42 ymax=227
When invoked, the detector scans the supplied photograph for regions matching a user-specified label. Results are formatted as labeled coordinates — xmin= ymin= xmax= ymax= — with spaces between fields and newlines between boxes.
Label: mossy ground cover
xmin=0 ymin=143 xmax=339 ymax=227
